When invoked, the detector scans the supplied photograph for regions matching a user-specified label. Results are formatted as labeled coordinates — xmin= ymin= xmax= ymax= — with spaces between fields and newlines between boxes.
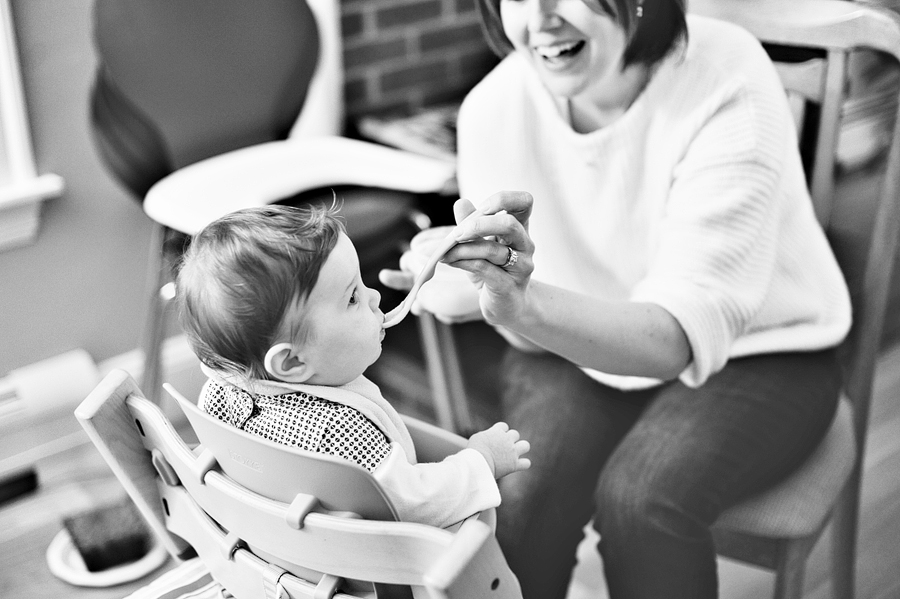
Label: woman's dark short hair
xmin=476 ymin=0 xmax=687 ymax=69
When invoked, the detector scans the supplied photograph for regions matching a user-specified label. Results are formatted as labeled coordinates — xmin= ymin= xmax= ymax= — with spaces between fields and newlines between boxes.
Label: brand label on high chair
xmin=228 ymin=449 xmax=263 ymax=472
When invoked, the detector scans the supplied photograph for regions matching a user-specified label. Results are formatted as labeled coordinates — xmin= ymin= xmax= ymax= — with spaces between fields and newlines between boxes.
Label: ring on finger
xmin=501 ymin=247 xmax=518 ymax=270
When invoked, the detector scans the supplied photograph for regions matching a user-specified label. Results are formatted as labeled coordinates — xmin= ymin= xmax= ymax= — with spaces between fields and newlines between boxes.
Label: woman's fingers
xmin=444 ymin=238 xmax=522 ymax=269
xmin=453 ymin=197 xmax=477 ymax=224
xmin=454 ymin=191 xmax=533 ymax=229
xmin=490 ymin=190 xmax=533 ymax=227
xmin=455 ymin=212 xmax=533 ymax=256
xmin=378 ymin=268 xmax=414 ymax=291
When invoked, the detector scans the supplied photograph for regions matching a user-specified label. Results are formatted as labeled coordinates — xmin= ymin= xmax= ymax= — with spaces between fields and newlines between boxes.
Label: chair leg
xmin=417 ymin=312 xmax=472 ymax=434
xmin=434 ymin=319 xmax=473 ymax=434
xmin=830 ymin=469 xmax=862 ymax=599
xmin=139 ymin=224 xmax=172 ymax=404
xmin=772 ymin=538 xmax=813 ymax=599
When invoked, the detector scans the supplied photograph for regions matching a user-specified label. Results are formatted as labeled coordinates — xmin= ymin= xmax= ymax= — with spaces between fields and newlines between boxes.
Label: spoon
xmin=382 ymin=207 xmax=499 ymax=328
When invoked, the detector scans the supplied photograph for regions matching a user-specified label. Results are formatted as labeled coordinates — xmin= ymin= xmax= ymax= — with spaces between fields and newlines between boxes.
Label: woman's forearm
xmin=494 ymin=325 xmax=546 ymax=353
xmin=503 ymin=281 xmax=692 ymax=380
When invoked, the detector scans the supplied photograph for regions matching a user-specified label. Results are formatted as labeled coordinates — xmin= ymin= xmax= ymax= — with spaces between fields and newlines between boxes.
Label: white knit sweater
xmin=456 ymin=15 xmax=851 ymax=389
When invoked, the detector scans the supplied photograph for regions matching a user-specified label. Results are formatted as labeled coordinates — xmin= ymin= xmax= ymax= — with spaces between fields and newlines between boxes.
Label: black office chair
xmin=89 ymin=0 xmax=452 ymax=402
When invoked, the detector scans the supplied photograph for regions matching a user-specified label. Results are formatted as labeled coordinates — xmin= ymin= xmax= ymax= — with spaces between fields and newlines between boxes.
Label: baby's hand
xmin=467 ymin=422 xmax=531 ymax=479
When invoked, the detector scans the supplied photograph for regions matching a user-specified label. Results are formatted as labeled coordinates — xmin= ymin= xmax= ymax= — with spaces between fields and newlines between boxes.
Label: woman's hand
xmin=378 ymin=235 xmax=483 ymax=324
xmin=377 ymin=268 xmax=414 ymax=292
xmin=443 ymin=191 xmax=536 ymax=329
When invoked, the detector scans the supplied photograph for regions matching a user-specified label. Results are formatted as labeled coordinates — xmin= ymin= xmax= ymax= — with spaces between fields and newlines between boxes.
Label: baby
xmin=176 ymin=204 xmax=530 ymax=528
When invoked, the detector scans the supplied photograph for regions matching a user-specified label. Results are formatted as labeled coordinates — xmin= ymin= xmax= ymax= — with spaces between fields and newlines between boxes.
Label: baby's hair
xmin=176 ymin=203 xmax=345 ymax=380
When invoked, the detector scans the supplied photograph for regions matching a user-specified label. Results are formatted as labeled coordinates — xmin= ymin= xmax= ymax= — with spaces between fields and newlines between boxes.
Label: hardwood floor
xmin=1 ymin=339 xmax=898 ymax=598
xmin=0 ymin=439 xmax=175 ymax=599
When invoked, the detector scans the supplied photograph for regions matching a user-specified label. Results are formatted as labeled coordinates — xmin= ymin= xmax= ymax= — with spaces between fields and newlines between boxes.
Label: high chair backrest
xmin=166 ymin=384 xmax=399 ymax=521
xmin=75 ymin=369 xmax=521 ymax=599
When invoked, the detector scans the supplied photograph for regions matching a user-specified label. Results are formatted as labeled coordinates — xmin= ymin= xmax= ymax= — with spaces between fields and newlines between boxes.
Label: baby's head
xmin=177 ymin=204 xmax=386 ymax=386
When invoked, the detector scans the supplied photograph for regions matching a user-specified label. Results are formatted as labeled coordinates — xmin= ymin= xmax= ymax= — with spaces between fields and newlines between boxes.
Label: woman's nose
xmin=528 ymin=0 xmax=562 ymax=31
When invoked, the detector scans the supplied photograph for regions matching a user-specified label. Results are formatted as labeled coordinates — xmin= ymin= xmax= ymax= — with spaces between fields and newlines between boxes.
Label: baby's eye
xmin=349 ymin=288 xmax=360 ymax=306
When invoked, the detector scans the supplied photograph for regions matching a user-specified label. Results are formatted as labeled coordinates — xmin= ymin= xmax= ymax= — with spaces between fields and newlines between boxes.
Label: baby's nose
xmin=368 ymin=287 xmax=382 ymax=309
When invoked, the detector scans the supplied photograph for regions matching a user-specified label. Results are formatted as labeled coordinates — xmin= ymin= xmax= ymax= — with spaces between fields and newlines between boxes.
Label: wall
xmin=341 ymin=0 xmax=498 ymax=117
xmin=0 ymin=0 xmax=499 ymax=379
xmin=0 ymin=0 xmax=152 ymax=375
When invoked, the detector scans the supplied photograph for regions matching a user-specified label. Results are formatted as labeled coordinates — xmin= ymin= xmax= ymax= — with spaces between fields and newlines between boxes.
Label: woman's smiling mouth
xmin=534 ymin=40 xmax=586 ymax=62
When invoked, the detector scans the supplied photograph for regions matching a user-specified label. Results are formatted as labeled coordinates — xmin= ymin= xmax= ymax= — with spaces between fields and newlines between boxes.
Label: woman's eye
xmin=349 ymin=289 xmax=360 ymax=306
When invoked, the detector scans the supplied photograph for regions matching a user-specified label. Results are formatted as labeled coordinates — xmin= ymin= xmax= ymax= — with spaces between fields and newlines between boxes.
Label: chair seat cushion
xmin=291 ymin=185 xmax=416 ymax=243
xmin=143 ymin=137 xmax=455 ymax=235
xmin=714 ymin=396 xmax=856 ymax=538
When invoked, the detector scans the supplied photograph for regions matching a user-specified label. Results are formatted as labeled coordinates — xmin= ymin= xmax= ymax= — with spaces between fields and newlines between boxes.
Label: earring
xmin=636 ymin=2 xmax=644 ymax=17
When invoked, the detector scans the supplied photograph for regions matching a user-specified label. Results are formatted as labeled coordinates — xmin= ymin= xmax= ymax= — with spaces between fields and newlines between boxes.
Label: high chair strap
xmin=313 ymin=574 xmax=343 ymax=599
xmin=262 ymin=564 xmax=290 ymax=599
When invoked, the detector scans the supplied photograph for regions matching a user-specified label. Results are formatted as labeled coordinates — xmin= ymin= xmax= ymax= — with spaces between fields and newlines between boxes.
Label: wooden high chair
xmin=74 ymin=369 xmax=521 ymax=599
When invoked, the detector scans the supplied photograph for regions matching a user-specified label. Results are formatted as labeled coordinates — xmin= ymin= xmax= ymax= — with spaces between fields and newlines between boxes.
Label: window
xmin=0 ymin=0 xmax=63 ymax=252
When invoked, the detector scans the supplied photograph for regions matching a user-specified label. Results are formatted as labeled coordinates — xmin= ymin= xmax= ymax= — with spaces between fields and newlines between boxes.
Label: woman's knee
xmin=594 ymin=456 xmax=710 ymax=543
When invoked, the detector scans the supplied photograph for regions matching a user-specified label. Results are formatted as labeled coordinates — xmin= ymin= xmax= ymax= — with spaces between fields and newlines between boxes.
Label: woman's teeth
xmin=536 ymin=40 xmax=584 ymax=59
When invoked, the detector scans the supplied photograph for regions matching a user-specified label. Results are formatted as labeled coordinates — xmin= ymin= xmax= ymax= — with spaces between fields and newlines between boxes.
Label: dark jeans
xmin=495 ymin=347 xmax=840 ymax=599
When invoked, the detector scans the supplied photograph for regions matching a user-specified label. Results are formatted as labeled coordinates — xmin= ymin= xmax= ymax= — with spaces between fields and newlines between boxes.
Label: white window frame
xmin=0 ymin=0 xmax=63 ymax=252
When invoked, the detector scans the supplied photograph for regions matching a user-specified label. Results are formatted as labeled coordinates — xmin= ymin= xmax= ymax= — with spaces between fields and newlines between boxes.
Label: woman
xmin=384 ymin=0 xmax=851 ymax=597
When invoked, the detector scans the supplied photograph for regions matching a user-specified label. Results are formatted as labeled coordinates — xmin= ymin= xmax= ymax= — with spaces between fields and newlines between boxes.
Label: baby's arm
xmin=466 ymin=422 xmax=531 ymax=479
xmin=373 ymin=443 xmax=500 ymax=527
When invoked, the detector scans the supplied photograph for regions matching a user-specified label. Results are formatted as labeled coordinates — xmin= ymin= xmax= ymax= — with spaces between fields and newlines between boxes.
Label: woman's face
xmin=500 ymin=0 xmax=629 ymax=102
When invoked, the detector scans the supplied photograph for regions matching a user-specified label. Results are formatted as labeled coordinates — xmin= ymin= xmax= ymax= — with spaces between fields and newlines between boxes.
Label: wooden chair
xmin=74 ymin=369 xmax=521 ymax=599
xmin=421 ymin=0 xmax=900 ymax=596
xmin=685 ymin=2 xmax=900 ymax=597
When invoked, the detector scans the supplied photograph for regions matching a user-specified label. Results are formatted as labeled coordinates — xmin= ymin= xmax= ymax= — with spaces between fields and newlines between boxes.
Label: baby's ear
xmin=264 ymin=342 xmax=314 ymax=383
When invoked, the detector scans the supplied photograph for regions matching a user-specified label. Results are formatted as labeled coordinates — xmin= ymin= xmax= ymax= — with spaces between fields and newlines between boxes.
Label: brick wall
xmin=341 ymin=0 xmax=500 ymax=119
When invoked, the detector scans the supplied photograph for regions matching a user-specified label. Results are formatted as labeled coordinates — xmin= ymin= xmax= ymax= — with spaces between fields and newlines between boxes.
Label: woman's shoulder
xmin=678 ymin=15 xmax=780 ymax=88
xmin=645 ymin=15 xmax=786 ymax=121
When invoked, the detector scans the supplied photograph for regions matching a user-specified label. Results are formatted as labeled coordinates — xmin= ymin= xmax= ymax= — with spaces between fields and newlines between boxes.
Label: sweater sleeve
xmin=631 ymin=70 xmax=792 ymax=386
xmin=372 ymin=444 xmax=501 ymax=529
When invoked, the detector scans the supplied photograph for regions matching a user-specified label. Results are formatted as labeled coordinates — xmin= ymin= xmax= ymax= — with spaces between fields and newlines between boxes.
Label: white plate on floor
xmin=45 ymin=527 xmax=169 ymax=587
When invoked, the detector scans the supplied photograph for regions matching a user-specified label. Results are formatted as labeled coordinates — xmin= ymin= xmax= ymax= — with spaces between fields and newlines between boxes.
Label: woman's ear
xmin=264 ymin=342 xmax=314 ymax=383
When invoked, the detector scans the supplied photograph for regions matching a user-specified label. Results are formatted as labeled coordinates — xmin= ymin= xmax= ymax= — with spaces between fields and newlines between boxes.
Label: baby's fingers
xmin=515 ymin=439 xmax=530 ymax=456
xmin=512 ymin=438 xmax=530 ymax=472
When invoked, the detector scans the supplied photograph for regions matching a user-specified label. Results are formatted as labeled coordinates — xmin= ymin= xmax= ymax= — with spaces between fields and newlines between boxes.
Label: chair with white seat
xmin=420 ymin=0 xmax=900 ymax=596
xmin=75 ymin=368 xmax=521 ymax=599
xmin=89 ymin=0 xmax=456 ymax=404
